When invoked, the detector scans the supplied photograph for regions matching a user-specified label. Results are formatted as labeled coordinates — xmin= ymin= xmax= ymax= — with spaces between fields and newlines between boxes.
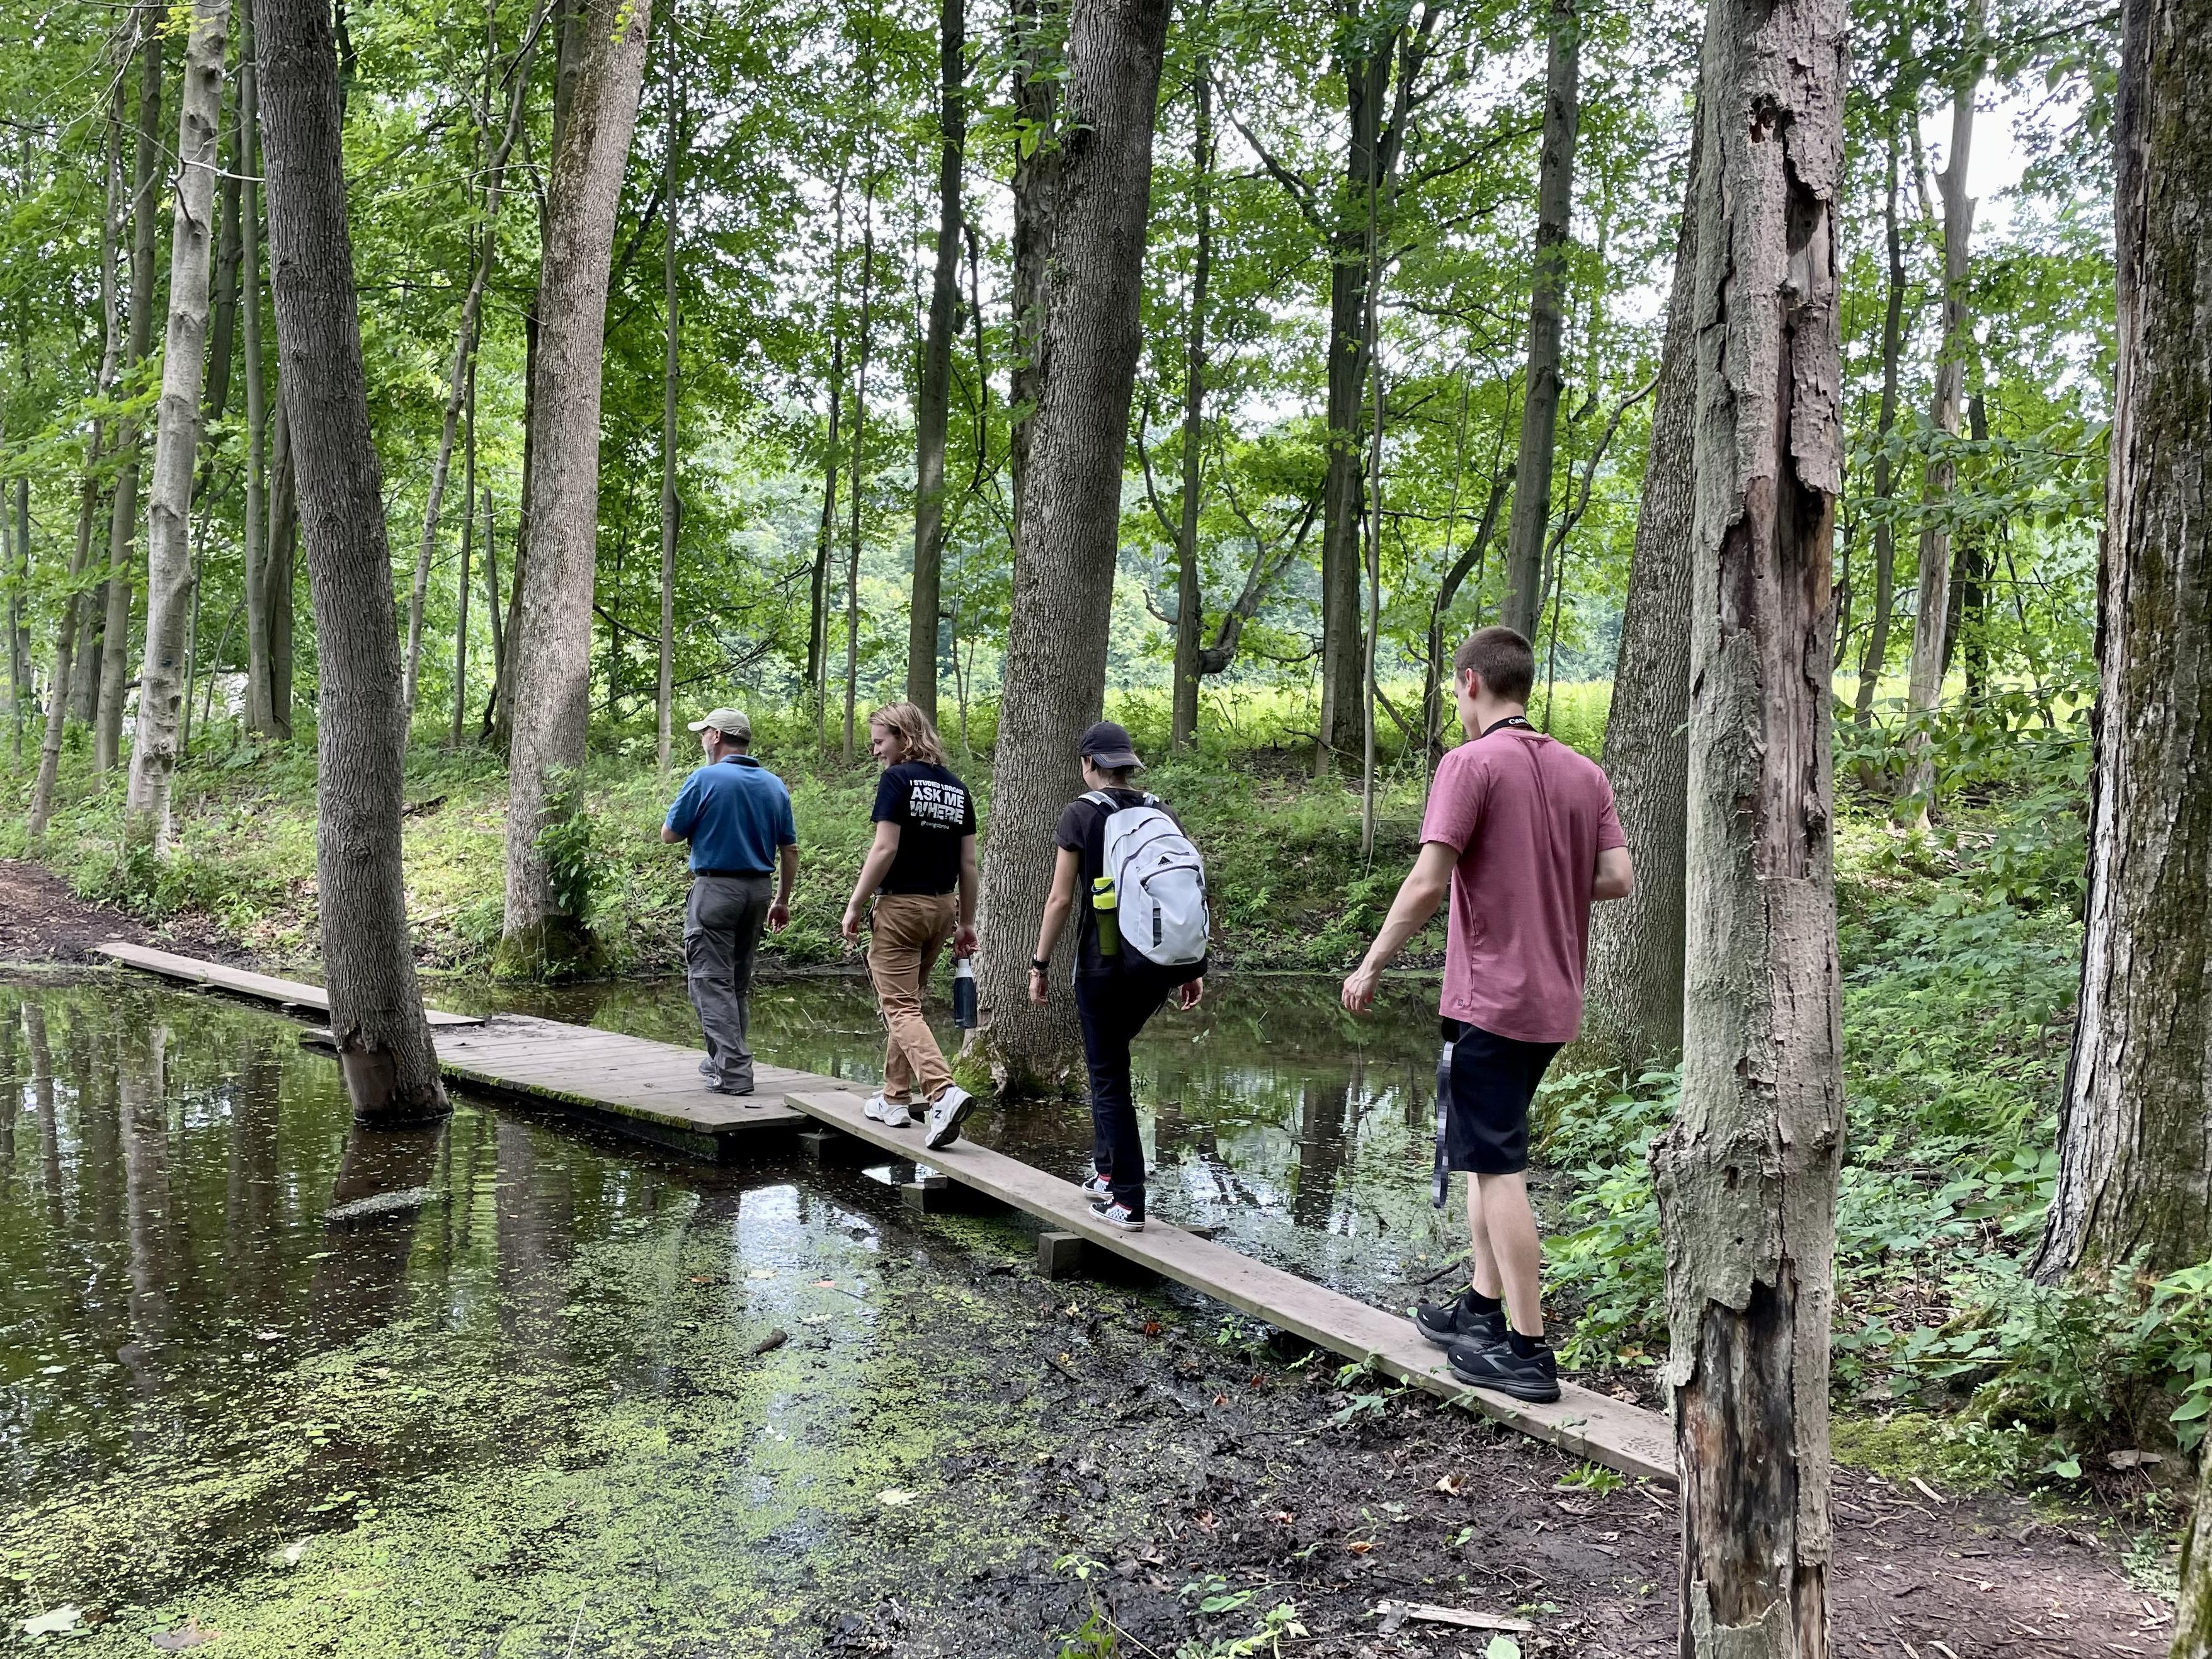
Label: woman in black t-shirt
xmin=1027 ymin=722 xmax=1204 ymax=1233
xmin=841 ymin=702 xmax=979 ymax=1149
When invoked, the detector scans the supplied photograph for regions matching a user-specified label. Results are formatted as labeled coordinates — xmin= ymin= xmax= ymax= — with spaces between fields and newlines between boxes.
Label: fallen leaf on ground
xmin=1436 ymin=1472 xmax=1467 ymax=1496
xmin=877 ymin=1489 xmax=915 ymax=1507
xmin=21 ymin=1607 xmax=81 ymax=1637
xmin=1347 ymin=1540 xmax=1374 ymax=1555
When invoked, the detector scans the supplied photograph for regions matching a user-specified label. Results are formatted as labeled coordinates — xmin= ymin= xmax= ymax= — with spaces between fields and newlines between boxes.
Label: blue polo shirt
xmin=664 ymin=755 xmax=797 ymax=875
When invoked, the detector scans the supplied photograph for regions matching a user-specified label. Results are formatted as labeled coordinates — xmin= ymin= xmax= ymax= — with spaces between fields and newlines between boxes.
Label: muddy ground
xmin=0 ymin=859 xmax=2179 ymax=1657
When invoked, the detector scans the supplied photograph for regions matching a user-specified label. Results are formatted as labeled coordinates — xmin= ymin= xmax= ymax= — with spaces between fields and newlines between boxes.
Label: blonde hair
xmin=868 ymin=700 xmax=949 ymax=767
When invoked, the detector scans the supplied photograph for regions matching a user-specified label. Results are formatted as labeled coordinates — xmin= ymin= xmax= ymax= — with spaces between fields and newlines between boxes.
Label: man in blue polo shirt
xmin=661 ymin=707 xmax=799 ymax=1096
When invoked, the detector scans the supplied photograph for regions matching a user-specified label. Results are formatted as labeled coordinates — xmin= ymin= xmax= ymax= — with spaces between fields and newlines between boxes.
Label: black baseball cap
xmin=1078 ymin=721 xmax=1143 ymax=770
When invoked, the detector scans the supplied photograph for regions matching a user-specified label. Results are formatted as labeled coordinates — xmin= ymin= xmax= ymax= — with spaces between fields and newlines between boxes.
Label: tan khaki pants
xmin=867 ymin=892 xmax=957 ymax=1105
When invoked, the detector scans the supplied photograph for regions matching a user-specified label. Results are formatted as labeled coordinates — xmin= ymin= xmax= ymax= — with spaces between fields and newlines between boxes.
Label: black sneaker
xmin=1089 ymin=1198 xmax=1145 ymax=1234
xmin=1413 ymin=1288 xmax=1507 ymax=1350
xmin=1445 ymin=1335 xmax=1560 ymax=1403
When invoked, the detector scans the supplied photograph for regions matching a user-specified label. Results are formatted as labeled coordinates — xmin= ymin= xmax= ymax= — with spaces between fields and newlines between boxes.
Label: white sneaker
xmin=1080 ymin=1172 xmax=1111 ymax=1202
xmin=862 ymin=1093 xmax=913 ymax=1128
xmin=923 ymin=1085 xmax=976 ymax=1150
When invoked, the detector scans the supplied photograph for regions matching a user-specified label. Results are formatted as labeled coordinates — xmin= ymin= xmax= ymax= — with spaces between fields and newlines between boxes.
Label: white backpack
xmin=1085 ymin=791 xmax=1211 ymax=967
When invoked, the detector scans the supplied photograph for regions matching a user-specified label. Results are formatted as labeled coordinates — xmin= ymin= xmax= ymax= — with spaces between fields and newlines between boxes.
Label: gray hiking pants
xmin=684 ymin=872 xmax=773 ymax=1092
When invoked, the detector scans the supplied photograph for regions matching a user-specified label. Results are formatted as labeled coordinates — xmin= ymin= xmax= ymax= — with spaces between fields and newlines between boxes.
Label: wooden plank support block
xmin=901 ymin=1173 xmax=952 ymax=1213
xmin=1037 ymin=1230 xmax=1087 ymax=1279
xmin=798 ymin=1127 xmax=874 ymax=1165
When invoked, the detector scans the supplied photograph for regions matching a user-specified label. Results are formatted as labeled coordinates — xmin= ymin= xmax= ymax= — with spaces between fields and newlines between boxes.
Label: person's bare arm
xmin=1592 ymin=846 xmax=1634 ymax=902
xmin=954 ymin=833 xmax=979 ymax=956
xmin=661 ymin=825 xmax=684 ymax=844
xmin=841 ymin=823 xmax=901 ymax=942
xmin=1029 ymin=847 xmax=1082 ymax=1004
xmin=1341 ymin=841 xmax=1461 ymax=1013
xmin=770 ymin=842 xmax=799 ymax=930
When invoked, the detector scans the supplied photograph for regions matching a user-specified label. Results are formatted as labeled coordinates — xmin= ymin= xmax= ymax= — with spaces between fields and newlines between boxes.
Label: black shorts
xmin=1437 ymin=1019 xmax=1563 ymax=1178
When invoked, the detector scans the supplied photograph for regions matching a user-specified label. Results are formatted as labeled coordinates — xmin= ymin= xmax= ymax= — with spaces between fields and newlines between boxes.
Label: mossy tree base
xmin=492 ymin=915 xmax=605 ymax=982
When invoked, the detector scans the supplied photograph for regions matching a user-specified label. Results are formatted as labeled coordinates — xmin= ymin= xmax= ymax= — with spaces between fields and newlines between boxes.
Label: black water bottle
xmin=952 ymin=955 xmax=978 ymax=1029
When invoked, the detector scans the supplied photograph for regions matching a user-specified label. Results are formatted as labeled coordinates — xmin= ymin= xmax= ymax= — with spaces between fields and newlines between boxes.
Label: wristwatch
xmin=1030 ymin=958 xmax=1051 ymax=972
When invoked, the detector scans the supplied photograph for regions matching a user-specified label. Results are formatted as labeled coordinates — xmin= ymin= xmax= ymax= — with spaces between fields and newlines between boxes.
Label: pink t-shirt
xmin=1418 ymin=727 xmax=1626 ymax=1044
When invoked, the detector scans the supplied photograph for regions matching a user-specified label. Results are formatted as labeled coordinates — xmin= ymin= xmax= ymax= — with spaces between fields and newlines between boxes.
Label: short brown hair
xmin=1451 ymin=626 xmax=1536 ymax=704
xmin=867 ymin=700 xmax=949 ymax=767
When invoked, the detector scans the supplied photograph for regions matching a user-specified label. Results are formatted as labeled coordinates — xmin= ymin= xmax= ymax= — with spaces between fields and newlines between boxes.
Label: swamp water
xmin=0 ymin=974 xmax=1464 ymax=1653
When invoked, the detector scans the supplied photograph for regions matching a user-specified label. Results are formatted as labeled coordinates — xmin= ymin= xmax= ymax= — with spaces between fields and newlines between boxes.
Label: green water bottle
xmin=1091 ymin=875 xmax=1121 ymax=957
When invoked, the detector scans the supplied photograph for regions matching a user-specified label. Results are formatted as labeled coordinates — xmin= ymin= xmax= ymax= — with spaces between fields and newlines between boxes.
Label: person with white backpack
xmin=1026 ymin=721 xmax=1208 ymax=1233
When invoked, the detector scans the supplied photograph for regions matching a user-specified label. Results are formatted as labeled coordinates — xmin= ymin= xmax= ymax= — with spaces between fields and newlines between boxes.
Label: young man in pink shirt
xmin=1342 ymin=627 xmax=1634 ymax=1403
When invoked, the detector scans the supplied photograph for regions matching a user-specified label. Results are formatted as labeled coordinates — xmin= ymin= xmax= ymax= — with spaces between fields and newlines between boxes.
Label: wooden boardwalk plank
xmin=96 ymin=944 xmax=1668 ymax=1481
xmin=95 ymin=942 xmax=483 ymax=1026
xmin=785 ymin=1085 xmax=1675 ymax=1486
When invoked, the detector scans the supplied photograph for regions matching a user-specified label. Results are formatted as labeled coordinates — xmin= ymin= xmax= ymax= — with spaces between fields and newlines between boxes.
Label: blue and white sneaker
xmin=862 ymin=1093 xmax=913 ymax=1129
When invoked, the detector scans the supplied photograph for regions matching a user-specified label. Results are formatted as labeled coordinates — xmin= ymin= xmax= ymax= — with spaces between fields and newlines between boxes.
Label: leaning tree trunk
xmin=974 ymin=0 xmax=1171 ymax=1091
xmin=906 ymin=0 xmax=963 ymax=722
xmin=1170 ymin=64 xmax=1213 ymax=754
xmin=1498 ymin=0 xmax=1580 ymax=639
xmin=1851 ymin=122 xmax=1906 ymax=744
xmin=256 ymin=0 xmax=448 ymax=1121
xmin=265 ymin=396 xmax=297 ymax=736
xmin=1580 ymin=123 xmax=1699 ymax=1076
xmin=2032 ymin=0 xmax=2212 ymax=1292
xmin=1648 ymin=0 xmax=1847 ymax=1648
xmin=1900 ymin=2 xmax=1983 ymax=824
xmin=498 ymin=0 xmax=653 ymax=974
xmin=127 ymin=0 xmax=229 ymax=848
xmin=96 ymin=25 xmax=166 ymax=775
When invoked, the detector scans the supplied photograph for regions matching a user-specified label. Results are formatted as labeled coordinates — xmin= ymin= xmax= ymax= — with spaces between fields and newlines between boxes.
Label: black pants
xmin=1074 ymin=969 xmax=1179 ymax=1217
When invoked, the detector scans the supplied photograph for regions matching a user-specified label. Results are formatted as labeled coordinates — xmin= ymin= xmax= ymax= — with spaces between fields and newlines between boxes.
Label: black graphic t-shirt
xmin=871 ymin=761 xmax=977 ymax=894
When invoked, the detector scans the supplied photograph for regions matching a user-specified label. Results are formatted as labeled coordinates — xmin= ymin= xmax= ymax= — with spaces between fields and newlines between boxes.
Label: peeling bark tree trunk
xmin=1580 ymin=126 xmax=1699 ymax=1075
xmin=1170 ymin=63 xmax=1212 ymax=754
xmin=906 ymin=0 xmax=962 ymax=721
xmin=97 ymin=25 xmax=166 ymax=774
xmin=1648 ymin=0 xmax=1847 ymax=1648
xmin=1851 ymin=122 xmax=1905 ymax=743
xmin=499 ymin=0 xmax=652 ymax=974
xmin=256 ymin=0 xmax=448 ymax=1120
xmin=1901 ymin=3 xmax=1983 ymax=824
xmin=2032 ymin=0 xmax=2212 ymax=1291
xmin=974 ymin=0 xmax=1170 ymax=1090
xmin=127 ymin=0 xmax=229 ymax=848
xmin=1498 ymin=0 xmax=1580 ymax=640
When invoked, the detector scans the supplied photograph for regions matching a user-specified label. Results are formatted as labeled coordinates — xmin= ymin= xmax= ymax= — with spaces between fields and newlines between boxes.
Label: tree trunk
xmin=1316 ymin=38 xmax=1388 ymax=773
xmin=97 ymin=23 xmax=167 ymax=774
xmin=843 ymin=171 xmax=874 ymax=767
xmin=656 ymin=9 xmax=681 ymax=776
xmin=205 ymin=48 xmax=244 ymax=429
xmin=490 ymin=309 xmax=534 ymax=747
xmin=1170 ymin=64 xmax=1212 ymax=754
xmin=974 ymin=0 xmax=1170 ymax=1090
xmin=1946 ymin=391 xmax=1991 ymax=700
xmin=1851 ymin=122 xmax=1905 ymax=743
xmin=906 ymin=0 xmax=963 ymax=721
xmin=809 ymin=176 xmax=845 ymax=752
xmin=402 ymin=0 xmax=545 ymax=717
xmin=453 ymin=353 xmax=477 ymax=746
xmin=1498 ymin=0 xmax=1580 ymax=640
xmin=1900 ymin=4 xmax=1984 ymax=824
xmin=1579 ymin=125 xmax=1700 ymax=1075
xmin=127 ymin=0 xmax=230 ymax=847
xmin=239 ymin=6 xmax=280 ymax=738
xmin=2032 ymin=0 xmax=2212 ymax=1290
xmin=265 ymin=394 xmax=296 ymax=736
xmin=30 ymin=91 xmax=127 ymax=838
xmin=499 ymin=0 xmax=653 ymax=974
xmin=1648 ymin=0 xmax=1847 ymax=1646
xmin=255 ymin=0 xmax=448 ymax=1120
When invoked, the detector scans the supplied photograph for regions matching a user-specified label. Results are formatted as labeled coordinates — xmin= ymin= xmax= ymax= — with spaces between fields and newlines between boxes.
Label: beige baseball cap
xmin=686 ymin=707 xmax=751 ymax=741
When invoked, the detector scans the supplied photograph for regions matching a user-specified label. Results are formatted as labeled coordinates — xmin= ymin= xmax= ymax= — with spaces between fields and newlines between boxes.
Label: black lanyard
xmin=1481 ymin=715 xmax=1536 ymax=737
